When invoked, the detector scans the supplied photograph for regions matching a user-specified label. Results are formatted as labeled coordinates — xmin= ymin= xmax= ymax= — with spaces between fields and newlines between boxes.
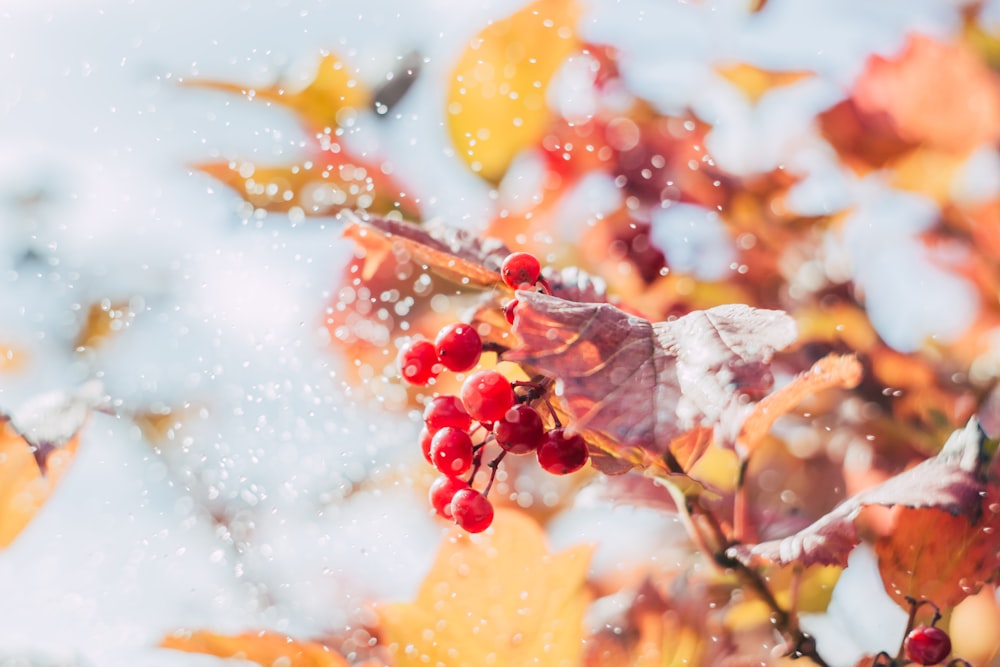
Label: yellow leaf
xmin=187 ymin=54 xmax=368 ymax=131
xmin=161 ymin=629 xmax=350 ymax=667
xmin=716 ymin=62 xmax=814 ymax=104
xmin=0 ymin=421 xmax=80 ymax=548
xmin=888 ymin=147 xmax=965 ymax=203
xmin=74 ymin=299 xmax=133 ymax=351
xmin=196 ymin=155 xmax=419 ymax=220
xmin=447 ymin=0 xmax=580 ymax=183
xmin=376 ymin=508 xmax=592 ymax=667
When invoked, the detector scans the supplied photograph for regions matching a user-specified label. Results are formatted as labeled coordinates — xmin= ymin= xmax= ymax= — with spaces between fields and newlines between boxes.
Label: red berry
xmin=430 ymin=427 xmax=474 ymax=477
xmin=503 ymin=299 xmax=519 ymax=325
xmin=396 ymin=339 xmax=440 ymax=385
xmin=904 ymin=625 xmax=951 ymax=665
xmin=434 ymin=323 xmax=482 ymax=372
xmin=419 ymin=426 xmax=434 ymax=463
xmin=423 ymin=395 xmax=472 ymax=433
xmin=494 ymin=404 xmax=544 ymax=454
xmin=501 ymin=252 xmax=542 ymax=289
xmin=537 ymin=428 xmax=589 ymax=475
xmin=460 ymin=369 xmax=515 ymax=424
xmin=451 ymin=488 xmax=494 ymax=533
xmin=429 ymin=475 xmax=468 ymax=519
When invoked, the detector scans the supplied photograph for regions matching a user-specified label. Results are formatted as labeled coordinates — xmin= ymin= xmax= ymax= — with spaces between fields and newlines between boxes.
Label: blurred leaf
xmin=0 ymin=383 xmax=101 ymax=547
xmin=376 ymin=508 xmax=592 ymax=667
xmin=372 ymin=51 xmax=422 ymax=117
xmin=161 ymin=629 xmax=349 ymax=667
xmin=196 ymin=154 xmax=418 ymax=220
xmin=729 ymin=417 xmax=992 ymax=567
xmin=715 ymin=62 xmax=813 ymax=103
xmin=505 ymin=292 xmax=796 ymax=476
xmin=74 ymin=299 xmax=133 ymax=351
xmin=187 ymin=53 xmax=368 ymax=131
xmin=447 ymin=0 xmax=580 ymax=183
xmin=737 ymin=354 xmax=862 ymax=455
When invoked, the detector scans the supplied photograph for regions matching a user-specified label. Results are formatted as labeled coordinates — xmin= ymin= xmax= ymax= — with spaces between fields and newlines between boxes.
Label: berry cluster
xmin=396 ymin=252 xmax=590 ymax=533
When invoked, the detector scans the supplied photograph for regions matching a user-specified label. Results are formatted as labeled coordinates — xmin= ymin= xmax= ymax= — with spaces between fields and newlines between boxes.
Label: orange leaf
xmin=447 ymin=0 xmax=580 ymax=182
xmin=376 ymin=508 xmax=592 ymax=667
xmin=874 ymin=504 xmax=1000 ymax=610
xmin=715 ymin=62 xmax=813 ymax=104
xmin=161 ymin=629 xmax=349 ymax=667
xmin=852 ymin=34 xmax=1000 ymax=155
xmin=187 ymin=53 xmax=368 ymax=131
xmin=0 ymin=421 xmax=80 ymax=548
xmin=737 ymin=354 xmax=862 ymax=456
xmin=196 ymin=155 xmax=418 ymax=220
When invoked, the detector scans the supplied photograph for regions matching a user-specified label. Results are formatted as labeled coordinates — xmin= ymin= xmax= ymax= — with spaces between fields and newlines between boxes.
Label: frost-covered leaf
xmin=715 ymin=62 xmax=813 ymax=104
xmin=161 ymin=630 xmax=349 ymax=667
xmin=342 ymin=214 xmax=509 ymax=286
xmin=197 ymin=154 xmax=418 ymax=220
xmin=505 ymin=292 xmax=796 ymax=474
xmin=187 ymin=53 xmax=368 ymax=131
xmin=447 ymin=0 xmax=580 ymax=182
xmin=874 ymin=441 xmax=1000 ymax=609
xmin=728 ymin=418 xmax=992 ymax=567
xmin=376 ymin=508 xmax=592 ymax=667
xmin=0 ymin=382 xmax=102 ymax=547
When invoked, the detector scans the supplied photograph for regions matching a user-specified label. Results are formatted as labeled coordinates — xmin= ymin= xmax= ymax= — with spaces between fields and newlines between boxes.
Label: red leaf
xmin=728 ymin=418 xmax=991 ymax=567
xmin=505 ymin=292 xmax=796 ymax=474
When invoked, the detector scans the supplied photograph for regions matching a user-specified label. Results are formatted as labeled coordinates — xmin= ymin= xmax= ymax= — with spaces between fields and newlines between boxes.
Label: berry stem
xmin=482 ymin=450 xmax=506 ymax=497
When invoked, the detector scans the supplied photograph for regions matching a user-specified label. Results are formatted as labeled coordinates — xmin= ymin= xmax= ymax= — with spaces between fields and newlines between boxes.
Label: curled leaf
xmin=728 ymin=417 xmax=992 ymax=567
xmin=341 ymin=213 xmax=508 ymax=286
xmin=447 ymin=0 xmax=580 ymax=182
xmin=505 ymin=292 xmax=796 ymax=475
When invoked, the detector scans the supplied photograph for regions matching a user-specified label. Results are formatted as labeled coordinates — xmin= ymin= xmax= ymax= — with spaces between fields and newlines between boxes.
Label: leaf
xmin=74 ymin=299 xmax=133 ymax=351
xmin=161 ymin=629 xmax=349 ymax=667
xmin=505 ymin=292 xmax=796 ymax=475
xmin=715 ymin=62 xmax=813 ymax=104
xmin=447 ymin=0 xmax=580 ymax=183
xmin=728 ymin=417 xmax=992 ymax=567
xmin=197 ymin=154 xmax=418 ymax=220
xmin=341 ymin=213 xmax=509 ymax=286
xmin=376 ymin=508 xmax=592 ymax=667
xmin=874 ymin=440 xmax=1000 ymax=609
xmin=0 ymin=382 xmax=102 ymax=547
xmin=187 ymin=53 xmax=368 ymax=131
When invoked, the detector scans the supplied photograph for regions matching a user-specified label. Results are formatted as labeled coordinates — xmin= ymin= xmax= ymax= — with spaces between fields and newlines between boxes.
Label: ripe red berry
xmin=451 ymin=488 xmax=494 ymax=533
xmin=501 ymin=252 xmax=542 ymax=288
xmin=537 ymin=428 xmax=590 ymax=475
xmin=429 ymin=475 xmax=468 ymax=519
xmin=460 ymin=369 xmax=515 ymax=424
xmin=419 ymin=426 xmax=434 ymax=463
xmin=396 ymin=339 xmax=440 ymax=385
xmin=904 ymin=625 xmax=951 ymax=665
xmin=423 ymin=395 xmax=472 ymax=433
xmin=430 ymin=427 xmax=474 ymax=477
xmin=503 ymin=299 xmax=519 ymax=325
xmin=494 ymin=404 xmax=544 ymax=454
xmin=434 ymin=323 xmax=483 ymax=372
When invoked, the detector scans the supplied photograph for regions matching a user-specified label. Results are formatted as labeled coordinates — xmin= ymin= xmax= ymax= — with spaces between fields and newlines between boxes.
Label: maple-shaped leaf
xmin=197 ymin=153 xmax=418 ymax=220
xmin=728 ymin=417 xmax=992 ymax=567
xmin=0 ymin=381 xmax=103 ymax=547
xmin=447 ymin=0 xmax=580 ymax=183
xmin=376 ymin=508 xmax=592 ymax=667
xmin=186 ymin=53 xmax=368 ymax=132
xmin=504 ymin=292 xmax=796 ymax=475
xmin=161 ymin=629 xmax=349 ymax=667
